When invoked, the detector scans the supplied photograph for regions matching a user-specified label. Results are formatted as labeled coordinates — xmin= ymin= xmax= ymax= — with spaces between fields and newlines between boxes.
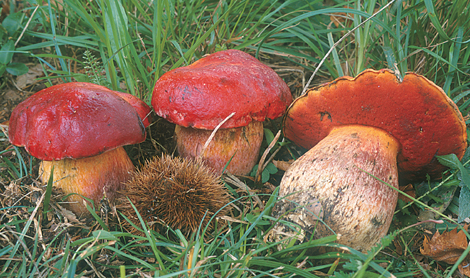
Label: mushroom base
xmin=273 ymin=125 xmax=400 ymax=252
xmin=175 ymin=121 xmax=264 ymax=175
xmin=40 ymin=147 xmax=134 ymax=215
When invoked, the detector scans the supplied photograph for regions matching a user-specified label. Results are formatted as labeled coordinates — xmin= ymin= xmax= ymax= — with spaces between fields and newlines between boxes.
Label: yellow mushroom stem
xmin=40 ymin=147 xmax=134 ymax=215
xmin=275 ymin=125 xmax=400 ymax=252
xmin=175 ymin=121 xmax=264 ymax=175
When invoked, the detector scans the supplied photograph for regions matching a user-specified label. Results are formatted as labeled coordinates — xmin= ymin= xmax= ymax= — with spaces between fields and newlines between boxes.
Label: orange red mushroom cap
xmin=283 ymin=69 xmax=467 ymax=179
xmin=9 ymin=82 xmax=148 ymax=161
xmin=152 ymin=49 xmax=292 ymax=129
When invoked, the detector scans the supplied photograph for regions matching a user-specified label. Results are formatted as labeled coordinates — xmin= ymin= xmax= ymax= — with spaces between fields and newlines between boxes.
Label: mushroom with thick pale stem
xmin=8 ymin=82 xmax=152 ymax=215
xmin=152 ymin=49 xmax=292 ymax=175
xmin=273 ymin=69 xmax=467 ymax=251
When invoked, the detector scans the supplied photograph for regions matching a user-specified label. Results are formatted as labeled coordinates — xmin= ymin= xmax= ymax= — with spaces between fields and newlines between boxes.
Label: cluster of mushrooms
xmin=7 ymin=49 xmax=468 ymax=251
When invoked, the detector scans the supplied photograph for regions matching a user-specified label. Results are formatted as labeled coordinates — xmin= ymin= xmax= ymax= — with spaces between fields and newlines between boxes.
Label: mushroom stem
xmin=40 ymin=147 xmax=134 ymax=215
xmin=275 ymin=125 xmax=400 ymax=251
xmin=175 ymin=121 xmax=264 ymax=175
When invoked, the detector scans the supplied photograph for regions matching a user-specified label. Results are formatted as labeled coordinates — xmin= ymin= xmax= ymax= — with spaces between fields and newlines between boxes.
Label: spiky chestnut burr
xmin=117 ymin=155 xmax=230 ymax=234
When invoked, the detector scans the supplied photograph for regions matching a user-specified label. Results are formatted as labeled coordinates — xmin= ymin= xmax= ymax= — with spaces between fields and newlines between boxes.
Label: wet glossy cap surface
xmin=9 ymin=82 xmax=146 ymax=160
xmin=152 ymin=49 xmax=292 ymax=129
xmin=283 ymin=69 xmax=467 ymax=179
xmin=114 ymin=91 xmax=152 ymax=127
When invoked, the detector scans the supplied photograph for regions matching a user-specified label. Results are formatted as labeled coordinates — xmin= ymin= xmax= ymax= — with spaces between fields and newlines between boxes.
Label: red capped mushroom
xmin=114 ymin=91 xmax=152 ymax=127
xmin=152 ymin=49 xmax=292 ymax=175
xmin=8 ymin=82 xmax=151 ymax=215
xmin=274 ymin=69 xmax=467 ymax=251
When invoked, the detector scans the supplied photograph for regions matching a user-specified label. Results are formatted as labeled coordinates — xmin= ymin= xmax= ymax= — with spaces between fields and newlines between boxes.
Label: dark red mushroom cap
xmin=152 ymin=49 xmax=292 ymax=129
xmin=283 ymin=69 xmax=467 ymax=179
xmin=114 ymin=91 xmax=152 ymax=127
xmin=8 ymin=82 xmax=147 ymax=161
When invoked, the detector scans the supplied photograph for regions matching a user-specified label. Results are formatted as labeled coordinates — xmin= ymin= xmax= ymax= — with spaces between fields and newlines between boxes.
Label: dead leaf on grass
xmin=420 ymin=226 xmax=470 ymax=277
xmin=272 ymin=160 xmax=293 ymax=172
xmin=16 ymin=64 xmax=45 ymax=89
xmin=398 ymin=183 xmax=415 ymax=203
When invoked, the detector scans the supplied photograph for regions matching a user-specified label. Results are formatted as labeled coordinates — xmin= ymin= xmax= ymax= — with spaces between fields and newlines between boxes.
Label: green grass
xmin=1 ymin=0 xmax=470 ymax=276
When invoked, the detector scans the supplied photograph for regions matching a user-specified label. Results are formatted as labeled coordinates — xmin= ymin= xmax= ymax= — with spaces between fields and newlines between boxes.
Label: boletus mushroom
xmin=152 ymin=49 xmax=292 ymax=175
xmin=8 ymin=82 xmax=151 ymax=215
xmin=273 ymin=69 xmax=467 ymax=251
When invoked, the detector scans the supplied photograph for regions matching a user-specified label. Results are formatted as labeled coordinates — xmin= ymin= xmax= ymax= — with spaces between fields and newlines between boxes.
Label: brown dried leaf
xmin=16 ymin=64 xmax=45 ymax=89
xmin=329 ymin=6 xmax=353 ymax=28
xmin=272 ymin=160 xmax=293 ymax=172
xmin=460 ymin=263 xmax=470 ymax=277
xmin=421 ymin=226 xmax=470 ymax=277
xmin=398 ymin=183 xmax=415 ymax=203
xmin=57 ymin=204 xmax=81 ymax=224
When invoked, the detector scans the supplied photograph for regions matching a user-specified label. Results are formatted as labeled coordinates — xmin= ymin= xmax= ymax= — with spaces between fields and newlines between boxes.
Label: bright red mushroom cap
xmin=152 ymin=49 xmax=292 ymax=129
xmin=283 ymin=69 xmax=467 ymax=179
xmin=9 ymin=82 xmax=146 ymax=161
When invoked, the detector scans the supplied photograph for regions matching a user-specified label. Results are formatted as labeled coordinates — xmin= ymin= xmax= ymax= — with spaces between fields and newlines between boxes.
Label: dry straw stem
xmin=1 ymin=185 xmax=44 ymax=272
xmin=224 ymin=172 xmax=264 ymax=210
xmin=303 ymin=0 xmax=397 ymax=95
xmin=255 ymin=129 xmax=282 ymax=183
xmin=14 ymin=5 xmax=40 ymax=47
xmin=198 ymin=112 xmax=236 ymax=159
xmin=0 ymin=179 xmax=85 ymax=268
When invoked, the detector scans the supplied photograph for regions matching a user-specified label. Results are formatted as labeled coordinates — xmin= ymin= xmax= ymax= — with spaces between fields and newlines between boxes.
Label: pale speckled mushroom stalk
xmin=8 ymin=82 xmax=152 ymax=215
xmin=274 ymin=69 xmax=467 ymax=252
xmin=152 ymin=49 xmax=292 ymax=175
